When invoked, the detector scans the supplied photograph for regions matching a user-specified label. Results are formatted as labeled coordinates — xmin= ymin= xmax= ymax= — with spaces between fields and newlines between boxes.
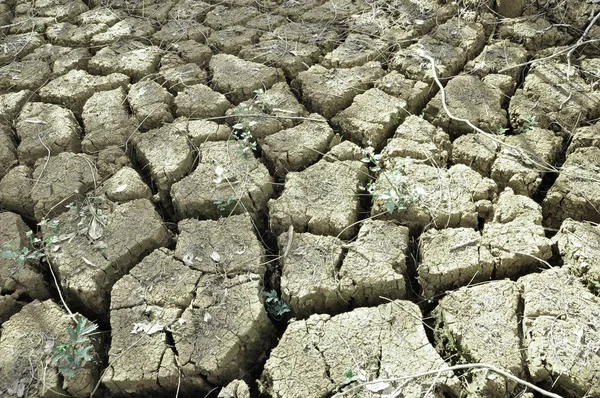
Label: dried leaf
xmin=88 ymin=218 xmax=103 ymax=240
xmin=366 ymin=381 xmax=390 ymax=393
xmin=209 ymin=251 xmax=221 ymax=262
xmin=203 ymin=312 xmax=212 ymax=323
xmin=115 ymin=184 xmax=127 ymax=193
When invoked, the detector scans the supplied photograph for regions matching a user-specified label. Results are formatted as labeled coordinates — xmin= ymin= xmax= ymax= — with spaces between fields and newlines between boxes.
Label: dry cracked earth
xmin=1 ymin=0 xmax=600 ymax=397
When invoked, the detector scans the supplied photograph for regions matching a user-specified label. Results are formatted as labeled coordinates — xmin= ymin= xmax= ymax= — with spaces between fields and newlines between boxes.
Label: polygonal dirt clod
xmin=0 ymin=166 xmax=35 ymax=219
xmin=375 ymin=70 xmax=431 ymax=115
xmin=184 ymin=119 xmax=232 ymax=145
xmin=39 ymin=69 xmax=130 ymax=115
xmin=127 ymin=80 xmax=174 ymax=131
xmin=0 ymin=33 xmax=44 ymax=65
xmin=434 ymin=280 xmax=524 ymax=397
xmin=372 ymin=162 xmax=496 ymax=234
xmin=209 ymin=54 xmax=285 ymax=104
xmin=490 ymin=127 xmax=562 ymax=196
xmin=159 ymin=61 xmax=208 ymax=93
xmin=100 ymin=166 xmax=152 ymax=203
xmin=175 ymin=83 xmax=232 ymax=118
xmin=331 ymin=88 xmax=408 ymax=149
xmin=509 ymin=62 xmax=600 ymax=134
xmin=424 ymin=74 xmax=507 ymax=138
xmin=0 ymin=60 xmax=51 ymax=92
xmin=171 ymin=141 xmax=273 ymax=220
xmin=152 ymin=19 xmax=212 ymax=46
xmin=566 ymin=122 xmax=600 ymax=155
xmin=338 ymin=219 xmax=410 ymax=306
xmin=381 ymin=115 xmax=451 ymax=167
xmin=322 ymin=33 xmax=388 ymax=68
xmin=260 ymin=301 xmax=460 ymax=398
xmin=132 ymin=123 xmax=193 ymax=193
xmin=0 ymin=90 xmax=33 ymax=127
xmin=452 ymin=133 xmax=500 ymax=176
xmin=278 ymin=232 xmax=345 ymax=318
xmin=430 ymin=17 xmax=486 ymax=60
xmin=543 ymin=147 xmax=600 ymax=228
xmin=464 ymin=40 xmax=528 ymax=81
xmin=0 ymin=126 xmax=17 ymax=178
xmin=30 ymin=153 xmax=99 ymax=222
xmin=555 ymin=219 xmax=600 ymax=289
xmin=0 ymin=212 xmax=50 ymax=322
xmin=90 ymin=16 xmax=156 ymax=46
xmin=269 ymin=159 xmax=369 ymax=240
xmin=46 ymin=198 xmax=169 ymax=318
xmin=292 ymin=61 xmax=385 ymax=119
xmin=14 ymin=102 xmax=80 ymax=166
xmin=261 ymin=22 xmax=341 ymax=53
xmin=81 ymin=87 xmax=136 ymax=153
xmin=174 ymin=215 xmax=266 ymax=277
xmin=519 ymin=268 xmax=600 ymax=398
xmin=0 ymin=300 xmax=100 ymax=398
xmin=262 ymin=114 xmax=334 ymax=176
xmin=498 ymin=18 xmax=567 ymax=52
xmin=88 ymin=41 xmax=163 ymax=81
xmin=208 ymin=26 xmax=259 ymax=56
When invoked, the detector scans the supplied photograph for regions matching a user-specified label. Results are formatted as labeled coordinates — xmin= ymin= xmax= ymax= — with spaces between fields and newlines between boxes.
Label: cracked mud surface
xmin=1 ymin=0 xmax=600 ymax=397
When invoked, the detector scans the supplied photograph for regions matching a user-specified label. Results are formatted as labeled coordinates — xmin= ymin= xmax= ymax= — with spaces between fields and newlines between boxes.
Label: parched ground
xmin=1 ymin=0 xmax=600 ymax=397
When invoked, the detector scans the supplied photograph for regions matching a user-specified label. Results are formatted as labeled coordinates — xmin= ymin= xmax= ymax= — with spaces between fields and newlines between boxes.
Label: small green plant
xmin=341 ymin=368 xmax=360 ymax=386
xmin=497 ymin=126 xmax=508 ymax=135
xmin=360 ymin=144 xmax=382 ymax=173
xmin=1 ymin=219 xmax=60 ymax=269
xmin=214 ymin=195 xmax=235 ymax=211
xmin=264 ymin=290 xmax=291 ymax=317
xmin=232 ymin=126 xmax=257 ymax=155
xmin=51 ymin=316 xmax=98 ymax=378
xmin=519 ymin=115 xmax=537 ymax=133
xmin=367 ymin=159 xmax=424 ymax=214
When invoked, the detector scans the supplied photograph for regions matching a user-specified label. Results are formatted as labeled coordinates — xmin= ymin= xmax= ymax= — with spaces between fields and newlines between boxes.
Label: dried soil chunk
xmin=0 ymin=212 xmax=49 ymax=320
xmin=418 ymin=228 xmax=494 ymax=297
xmin=0 ymin=90 xmax=33 ymax=126
xmin=0 ymin=60 xmax=51 ymax=92
xmin=424 ymin=74 xmax=507 ymax=138
xmin=185 ymin=119 xmax=232 ymax=145
xmin=171 ymin=141 xmax=273 ymax=220
xmin=498 ymin=18 xmax=567 ymax=51
xmin=555 ymin=219 xmax=600 ymax=288
xmin=218 ymin=380 xmax=250 ymax=398
xmin=152 ymin=20 xmax=212 ymax=46
xmin=132 ymin=123 xmax=193 ymax=193
xmin=566 ymin=121 xmax=600 ymax=155
xmin=90 ymin=16 xmax=156 ymax=46
xmin=323 ymin=140 xmax=363 ymax=162
xmin=209 ymin=54 xmax=285 ymax=104
xmin=204 ymin=5 xmax=261 ymax=29
xmin=101 ymin=166 xmax=152 ymax=203
xmin=452 ymin=133 xmax=499 ymax=176
xmin=270 ymin=159 xmax=368 ymax=239
xmin=238 ymin=39 xmax=320 ymax=80
xmin=262 ymin=114 xmax=333 ymax=176
xmin=278 ymin=232 xmax=344 ymax=317
xmin=381 ymin=115 xmax=451 ymax=167
xmin=292 ymin=61 xmax=385 ymax=119
xmin=465 ymin=40 xmax=528 ymax=81
xmin=174 ymin=215 xmax=266 ymax=277
xmin=159 ymin=61 xmax=208 ymax=93
xmin=75 ymin=6 xmax=127 ymax=25
xmin=509 ymin=62 xmax=600 ymax=133
xmin=30 ymin=152 xmax=99 ymax=221
xmin=170 ymin=40 xmax=213 ymax=67
xmin=0 ymin=33 xmax=44 ymax=65
xmin=260 ymin=301 xmax=460 ymax=398
xmin=22 ymin=44 xmax=90 ymax=76
xmin=16 ymin=102 xmax=81 ymax=166
xmin=322 ymin=33 xmax=388 ymax=68
xmin=331 ymin=88 xmax=408 ymax=149
xmin=103 ymin=248 xmax=204 ymax=396
xmin=167 ymin=0 xmax=212 ymax=21
xmin=543 ymin=147 xmax=600 ymax=228
xmin=47 ymin=198 xmax=168 ymax=317
xmin=16 ymin=0 xmax=88 ymax=20
xmin=338 ymin=220 xmax=409 ymax=306
xmin=128 ymin=80 xmax=174 ymax=131
xmin=519 ymin=268 xmax=600 ymax=397
xmin=0 ymin=166 xmax=35 ymax=219
xmin=390 ymin=37 xmax=466 ymax=83
xmin=274 ymin=0 xmax=326 ymax=20
xmin=173 ymin=274 xmax=275 ymax=385
xmin=174 ymin=83 xmax=232 ymax=118
xmin=431 ymin=17 xmax=485 ymax=60
xmin=0 ymin=126 xmax=17 ymax=178
xmin=434 ymin=280 xmax=524 ymax=397
xmin=300 ymin=0 xmax=361 ymax=23
xmin=88 ymin=42 xmax=162 ymax=81
xmin=82 ymin=87 xmax=135 ymax=153
xmin=245 ymin=13 xmax=286 ymax=31
xmin=372 ymin=162 xmax=496 ymax=234
xmin=39 ymin=69 xmax=130 ymax=116
xmin=0 ymin=300 xmax=100 ymax=398
xmin=375 ymin=70 xmax=430 ymax=114
xmin=45 ymin=22 xmax=107 ymax=47
xmin=262 ymin=22 xmax=341 ymax=53
xmin=490 ymin=127 xmax=561 ymax=196
xmin=208 ymin=26 xmax=259 ymax=56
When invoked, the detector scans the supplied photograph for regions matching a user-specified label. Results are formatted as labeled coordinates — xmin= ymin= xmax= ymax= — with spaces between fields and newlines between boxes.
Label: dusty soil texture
xmin=1 ymin=1 xmax=600 ymax=397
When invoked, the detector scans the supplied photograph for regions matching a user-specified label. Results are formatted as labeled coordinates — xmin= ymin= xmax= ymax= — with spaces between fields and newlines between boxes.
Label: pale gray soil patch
xmin=174 ymin=83 xmax=232 ymax=118
xmin=326 ymin=140 xmax=363 ymax=162
xmin=218 ymin=380 xmax=250 ymax=398
xmin=566 ymin=121 xmax=600 ymax=154
xmin=322 ymin=33 xmax=389 ymax=68
xmin=269 ymin=158 xmax=368 ymax=239
xmin=100 ymin=166 xmax=152 ymax=203
xmin=90 ymin=16 xmax=156 ymax=46
xmin=170 ymin=40 xmax=213 ymax=68
xmin=15 ymin=0 xmax=88 ymax=21
xmin=127 ymin=80 xmax=174 ymax=131
xmin=0 ymin=165 xmax=35 ymax=219
xmin=0 ymin=300 xmax=100 ymax=398
xmin=45 ymin=22 xmax=108 ymax=47
xmin=555 ymin=219 xmax=600 ymax=290
xmin=96 ymin=147 xmax=132 ymax=179
xmin=464 ymin=40 xmax=528 ymax=81
xmin=498 ymin=18 xmax=569 ymax=52
xmin=245 ymin=13 xmax=286 ymax=31
xmin=22 ymin=44 xmax=90 ymax=77
xmin=16 ymin=101 xmax=81 ymax=166
xmin=208 ymin=26 xmax=260 ymax=56
xmin=182 ymin=119 xmax=232 ymax=145
xmin=88 ymin=41 xmax=163 ymax=81
xmin=46 ymin=198 xmax=169 ymax=318
xmin=167 ymin=0 xmax=212 ymax=21
xmin=331 ymin=87 xmax=408 ymax=149
xmin=300 ymin=0 xmax=362 ymax=24
xmin=0 ymin=60 xmax=51 ymax=92
xmin=292 ymin=61 xmax=385 ymax=119
xmin=260 ymin=301 xmax=460 ymax=398
xmin=39 ymin=69 xmax=130 ymax=116
xmin=0 ymin=126 xmax=17 ymax=178
xmin=381 ymin=115 xmax=451 ymax=167
xmin=452 ymin=133 xmax=500 ymax=176
xmin=262 ymin=113 xmax=333 ymax=176
xmin=152 ymin=20 xmax=212 ymax=46
xmin=0 ymin=32 xmax=44 ymax=65
xmin=261 ymin=22 xmax=341 ymax=53
xmin=209 ymin=54 xmax=285 ymax=104
xmin=0 ymin=90 xmax=33 ymax=125
xmin=204 ymin=5 xmax=262 ymax=30
xmin=434 ymin=280 xmax=524 ymax=397
xmin=519 ymin=268 xmax=600 ymax=397
xmin=75 ymin=6 xmax=127 ymax=25
xmin=543 ymin=146 xmax=600 ymax=228
xmin=375 ymin=70 xmax=431 ymax=114
xmin=171 ymin=140 xmax=273 ymax=220
xmin=158 ymin=58 xmax=208 ymax=93
xmin=430 ymin=17 xmax=485 ymax=60
xmin=82 ymin=87 xmax=135 ymax=153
